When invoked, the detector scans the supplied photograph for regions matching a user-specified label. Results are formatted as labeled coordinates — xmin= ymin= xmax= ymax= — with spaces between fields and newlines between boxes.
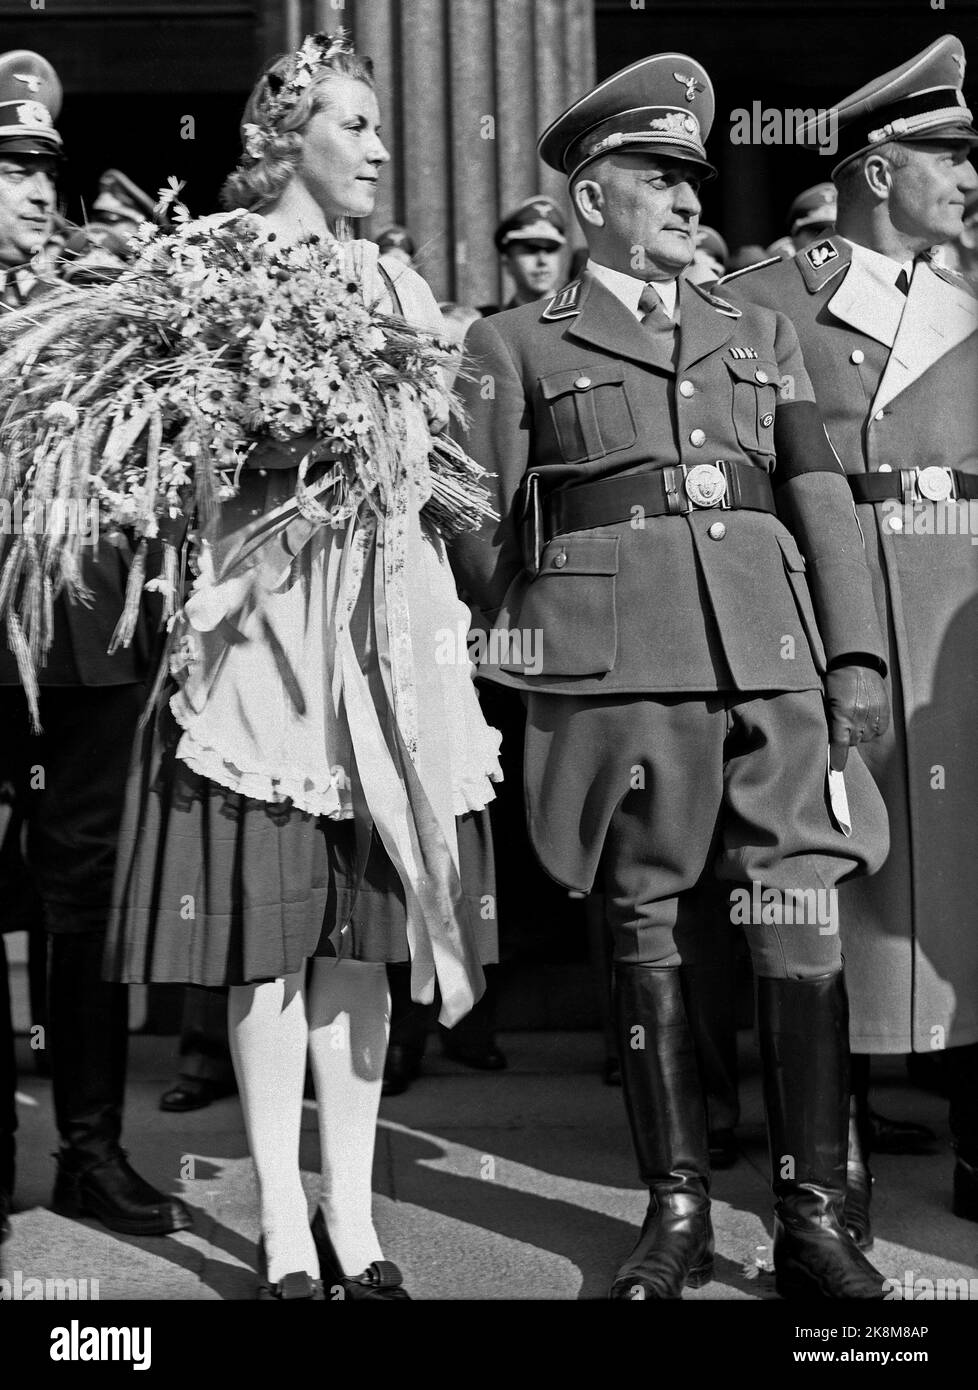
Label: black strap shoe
xmin=256 ymin=1238 xmax=324 ymax=1300
xmin=609 ymin=965 xmax=714 ymax=1300
xmin=52 ymin=1149 xmax=192 ymax=1237
xmin=311 ymin=1207 xmax=410 ymax=1300
xmin=758 ymin=974 xmax=888 ymax=1299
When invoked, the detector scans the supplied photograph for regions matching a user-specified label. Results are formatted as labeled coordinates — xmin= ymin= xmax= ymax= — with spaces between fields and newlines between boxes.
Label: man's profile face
xmin=503 ymin=240 xmax=563 ymax=298
xmin=586 ymin=153 xmax=704 ymax=277
xmin=0 ymin=154 xmax=56 ymax=267
xmin=886 ymin=140 xmax=978 ymax=247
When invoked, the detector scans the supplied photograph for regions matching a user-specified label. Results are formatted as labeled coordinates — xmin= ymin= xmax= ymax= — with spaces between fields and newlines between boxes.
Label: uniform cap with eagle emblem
xmin=538 ymin=53 xmax=717 ymax=184
xmin=799 ymin=34 xmax=978 ymax=176
xmin=493 ymin=195 xmax=567 ymax=252
xmin=0 ymin=49 xmax=62 ymax=156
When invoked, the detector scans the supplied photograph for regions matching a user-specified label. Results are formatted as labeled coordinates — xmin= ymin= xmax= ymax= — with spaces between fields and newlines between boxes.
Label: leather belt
xmin=545 ymin=460 xmax=777 ymax=541
xmin=847 ymin=467 xmax=978 ymax=504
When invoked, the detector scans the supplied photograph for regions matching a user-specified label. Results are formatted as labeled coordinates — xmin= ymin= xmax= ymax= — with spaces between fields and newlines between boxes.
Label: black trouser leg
xmin=947 ymin=1042 xmax=978 ymax=1220
xmin=610 ymin=963 xmax=714 ymax=1300
xmin=49 ymin=931 xmax=127 ymax=1165
xmin=758 ymin=973 xmax=887 ymax=1299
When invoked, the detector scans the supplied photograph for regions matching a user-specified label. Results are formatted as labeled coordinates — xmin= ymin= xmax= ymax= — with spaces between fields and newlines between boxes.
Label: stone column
xmin=329 ymin=0 xmax=597 ymax=304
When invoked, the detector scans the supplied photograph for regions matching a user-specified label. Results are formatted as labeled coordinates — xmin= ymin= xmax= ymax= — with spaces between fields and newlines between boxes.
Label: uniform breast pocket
xmin=538 ymin=364 xmax=637 ymax=464
xmin=725 ymin=358 xmax=779 ymax=456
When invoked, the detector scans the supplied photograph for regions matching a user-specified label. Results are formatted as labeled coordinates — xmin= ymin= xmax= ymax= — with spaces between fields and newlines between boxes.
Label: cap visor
xmin=0 ymin=137 xmax=62 ymax=158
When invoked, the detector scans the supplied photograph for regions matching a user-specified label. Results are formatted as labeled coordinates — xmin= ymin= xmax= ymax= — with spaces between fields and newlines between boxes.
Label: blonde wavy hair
xmin=221 ymin=41 xmax=376 ymax=237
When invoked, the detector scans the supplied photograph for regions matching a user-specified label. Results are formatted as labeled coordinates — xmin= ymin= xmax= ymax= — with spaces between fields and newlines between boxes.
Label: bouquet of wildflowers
xmin=0 ymin=204 xmax=494 ymax=713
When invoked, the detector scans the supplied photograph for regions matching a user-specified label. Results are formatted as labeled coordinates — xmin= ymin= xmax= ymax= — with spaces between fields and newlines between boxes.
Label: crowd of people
xmin=0 ymin=25 xmax=976 ymax=1303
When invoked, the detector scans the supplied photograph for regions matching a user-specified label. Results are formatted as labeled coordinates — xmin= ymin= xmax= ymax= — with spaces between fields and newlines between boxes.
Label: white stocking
xmin=306 ymin=958 xmax=391 ymax=1274
xmin=227 ymin=972 xmax=318 ymax=1282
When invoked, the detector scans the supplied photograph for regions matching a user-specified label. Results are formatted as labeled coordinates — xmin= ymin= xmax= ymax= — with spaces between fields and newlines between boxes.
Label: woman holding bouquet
xmin=103 ymin=34 xmax=501 ymax=1299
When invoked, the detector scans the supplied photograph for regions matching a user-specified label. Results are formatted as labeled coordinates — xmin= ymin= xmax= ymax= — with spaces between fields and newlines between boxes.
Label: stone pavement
xmin=4 ymin=1030 xmax=977 ymax=1300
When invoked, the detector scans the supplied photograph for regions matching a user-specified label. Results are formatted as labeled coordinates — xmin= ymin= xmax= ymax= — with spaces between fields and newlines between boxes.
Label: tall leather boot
xmin=610 ymin=963 xmax=714 ymax=1300
xmin=683 ymin=962 xmax=740 ymax=1168
xmin=947 ymin=1042 xmax=978 ymax=1222
xmin=758 ymin=972 xmax=887 ymax=1299
xmin=48 ymin=932 xmax=191 ymax=1236
xmin=844 ymin=1053 xmax=873 ymax=1250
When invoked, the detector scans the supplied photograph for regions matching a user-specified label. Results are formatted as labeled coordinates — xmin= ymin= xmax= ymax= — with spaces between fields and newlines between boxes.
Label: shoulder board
xmin=541 ymin=279 xmax=582 ymax=321
xmin=688 ymin=279 xmax=742 ymax=318
xmin=717 ymin=255 xmax=782 ymax=286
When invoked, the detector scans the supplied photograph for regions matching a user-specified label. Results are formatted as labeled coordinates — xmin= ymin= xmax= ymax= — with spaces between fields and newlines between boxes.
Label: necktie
xmin=638 ymin=282 xmax=678 ymax=366
xmin=639 ymin=281 xmax=669 ymax=323
xmin=895 ymin=266 xmax=911 ymax=296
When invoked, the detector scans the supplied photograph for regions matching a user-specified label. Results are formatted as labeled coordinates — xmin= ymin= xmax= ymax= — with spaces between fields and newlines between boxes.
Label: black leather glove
xmin=824 ymin=664 xmax=890 ymax=770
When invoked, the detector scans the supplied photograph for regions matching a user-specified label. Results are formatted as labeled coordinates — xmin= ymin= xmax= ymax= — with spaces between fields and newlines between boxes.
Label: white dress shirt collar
xmin=586 ymin=258 xmax=678 ymax=320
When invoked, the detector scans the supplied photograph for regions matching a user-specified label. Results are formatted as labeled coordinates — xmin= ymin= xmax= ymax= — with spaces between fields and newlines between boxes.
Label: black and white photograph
xmin=0 ymin=0 xmax=976 ymax=1368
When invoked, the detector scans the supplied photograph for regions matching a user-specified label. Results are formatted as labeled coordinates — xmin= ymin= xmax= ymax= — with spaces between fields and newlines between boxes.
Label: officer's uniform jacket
xmin=722 ymin=235 xmax=978 ymax=1051
xmin=0 ymin=270 xmax=156 ymax=687
xmin=452 ymin=270 xmax=886 ymax=698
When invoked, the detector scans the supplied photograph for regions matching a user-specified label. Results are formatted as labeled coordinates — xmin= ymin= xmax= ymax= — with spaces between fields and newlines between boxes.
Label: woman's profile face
xmin=296 ymin=75 xmax=389 ymax=221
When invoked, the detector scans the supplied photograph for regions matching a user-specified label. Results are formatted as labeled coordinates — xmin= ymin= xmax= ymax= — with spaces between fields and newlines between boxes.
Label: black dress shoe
xmin=311 ymin=1207 xmax=410 ymax=1300
xmin=256 ymin=1238 xmax=324 ymax=1300
xmin=867 ymin=1109 xmax=937 ymax=1156
xmin=953 ymin=1157 xmax=978 ymax=1222
xmin=708 ymin=1128 xmax=738 ymax=1169
xmin=382 ymin=1044 xmax=423 ymax=1098
xmin=441 ymin=1037 xmax=507 ymax=1071
xmin=160 ymin=1077 xmax=237 ymax=1113
xmin=52 ymin=1149 xmax=193 ymax=1236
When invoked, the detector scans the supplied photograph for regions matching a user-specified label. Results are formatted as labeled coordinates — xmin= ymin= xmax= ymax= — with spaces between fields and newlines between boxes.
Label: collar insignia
xmin=806 ymin=239 xmax=840 ymax=271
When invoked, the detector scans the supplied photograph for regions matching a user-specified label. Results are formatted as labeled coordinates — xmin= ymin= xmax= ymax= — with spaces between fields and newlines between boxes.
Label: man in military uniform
xmin=453 ymin=53 xmax=893 ymax=1300
xmin=0 ymin=51 xmax=190 ymax=1238
xmin=721 ymin=34 xmax=978 ymax=1248
xmin=480 ymin=195 xmax=568 ymax=315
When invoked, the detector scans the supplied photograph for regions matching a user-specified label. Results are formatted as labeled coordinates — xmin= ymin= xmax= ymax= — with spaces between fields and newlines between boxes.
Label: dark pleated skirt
xmin=103 ymin=698 xmax=497 ymax=986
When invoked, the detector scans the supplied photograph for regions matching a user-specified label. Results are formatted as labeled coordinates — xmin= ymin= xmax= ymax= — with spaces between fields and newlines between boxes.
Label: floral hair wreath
xmin=241 ymin=30 xmax=355 ymax=164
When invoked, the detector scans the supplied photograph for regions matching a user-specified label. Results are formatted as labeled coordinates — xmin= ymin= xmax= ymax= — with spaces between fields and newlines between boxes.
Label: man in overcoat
xmin=722 ymin=34 xmax=978 ymax=1245
xmin=453 ymin=53 xmax=893 ymax=1300
xmin=0 ymin=50 xmax=190 ymax=1238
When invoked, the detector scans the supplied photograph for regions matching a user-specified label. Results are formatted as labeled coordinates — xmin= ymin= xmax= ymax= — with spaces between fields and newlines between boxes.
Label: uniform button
xmin=574 ymin=376 xmax=591 ymax=390
xmin=851 ymin=349 xmax=865 ymax=364
xmin=258 ymin=468 xmax=268 ymax=477
xmin=761 ymin=412 xmax=774 ymax=428
xmin=887 ymin=514 xmax=903 ymax=532
xmin=754 ymin=369 xmax=768 ymax=384
xmin=552 ymin=551 xmax=568 ymax=569
xmin=874 ymin=410 xmax=885 ymax=421
xmin=708 ymin=521 xmax=726 ymax=541
xmin=679 ymin=379 xmax=695 ymax=397
xmin=878 ymin=463 xmax=892 ymax=473
xmin=689 ymin=428 xmax=706 ymax=447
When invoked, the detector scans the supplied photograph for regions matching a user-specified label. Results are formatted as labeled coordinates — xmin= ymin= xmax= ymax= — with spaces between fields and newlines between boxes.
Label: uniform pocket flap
xmin=538 ymin=363 xmax=626 ymax=402
xmin=723 ymin=357 xmax=780 ymax=385
xmin=538 ymin=535 xmax=620 ymax=576
xmin=777 ymin=532 xmax=808 ymax=572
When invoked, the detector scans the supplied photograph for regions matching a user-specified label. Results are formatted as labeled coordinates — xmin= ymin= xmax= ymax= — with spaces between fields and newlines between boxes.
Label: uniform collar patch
xmin=541 ymin=279 xmax=582 ymax=320
xmin=805 ymin=239 xmax=840 ymax=271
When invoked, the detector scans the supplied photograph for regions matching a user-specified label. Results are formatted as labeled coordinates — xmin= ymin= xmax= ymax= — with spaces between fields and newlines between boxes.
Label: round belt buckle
xmin=916 ymin=466 xmax=953 ymax=502
xmin=684 ymin=463 xmax=727 ymax=508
